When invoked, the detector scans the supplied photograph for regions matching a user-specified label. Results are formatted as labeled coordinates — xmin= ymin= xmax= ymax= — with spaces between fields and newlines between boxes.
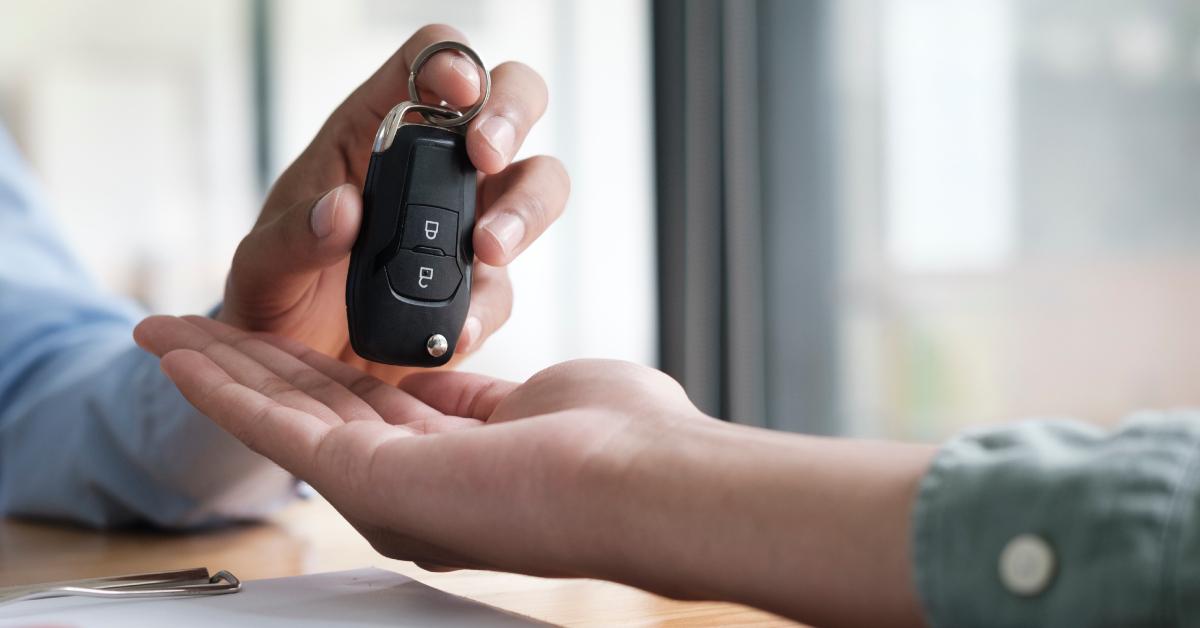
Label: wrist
xmin=570 ymin=409 xmax=746 ymax=596
xmin=576 ymin=411 xmax=935 ymax=626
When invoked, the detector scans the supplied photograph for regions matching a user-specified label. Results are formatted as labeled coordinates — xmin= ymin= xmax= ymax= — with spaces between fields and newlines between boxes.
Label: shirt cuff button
xmin=999 ymin=533 xmax=1056 ymax=596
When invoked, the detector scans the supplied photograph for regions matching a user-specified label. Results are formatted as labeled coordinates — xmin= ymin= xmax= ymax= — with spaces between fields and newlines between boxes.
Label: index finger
xmin=350 ymin=24 xmax=482 ymax=120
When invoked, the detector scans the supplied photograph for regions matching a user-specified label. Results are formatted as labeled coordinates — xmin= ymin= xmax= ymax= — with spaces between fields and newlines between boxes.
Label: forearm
xmin=1 ymin=334 xmax=296 ymax=528
xmin=0 ymin=124 xmax=297 ymax=528
xmin=589 ymin=414 xmax=934 ymax=627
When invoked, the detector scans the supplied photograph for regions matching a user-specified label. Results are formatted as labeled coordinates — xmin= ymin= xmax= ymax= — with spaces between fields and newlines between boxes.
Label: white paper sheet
xmin=0 ymin=568 xmax=547 ymax=627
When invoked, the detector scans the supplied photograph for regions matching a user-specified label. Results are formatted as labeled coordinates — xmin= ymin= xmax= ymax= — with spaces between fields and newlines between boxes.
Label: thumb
xmin=398 ymin=371 xmax=519 ymax=421
xmin=223 ymin=184 xmax=361 ymax=326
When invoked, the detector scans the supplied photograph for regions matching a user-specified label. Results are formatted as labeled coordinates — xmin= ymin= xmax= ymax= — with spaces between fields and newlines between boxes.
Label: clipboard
xmin=0 ymin=568 xmax=239 ymax=606
xmin=0 ymin=568 xmax=546 ymax=627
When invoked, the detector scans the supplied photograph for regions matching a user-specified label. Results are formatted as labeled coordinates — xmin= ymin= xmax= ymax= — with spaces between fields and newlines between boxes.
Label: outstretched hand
xmin=133 ymin=314 xmax=699 ymax=575
xmin=135 ymin=314 xmax=932 ymax=627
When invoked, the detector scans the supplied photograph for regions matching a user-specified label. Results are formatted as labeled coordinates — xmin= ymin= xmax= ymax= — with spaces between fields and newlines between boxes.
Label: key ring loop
xmin=408 ymin=41 xmax=491 ymax=128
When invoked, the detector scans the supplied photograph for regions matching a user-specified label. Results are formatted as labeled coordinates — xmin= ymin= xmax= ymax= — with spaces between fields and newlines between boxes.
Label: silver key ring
xmin=408 ymin=41 xmax=491 ymax=128
xmin=371 ymin=102 xmax=461 ymax=153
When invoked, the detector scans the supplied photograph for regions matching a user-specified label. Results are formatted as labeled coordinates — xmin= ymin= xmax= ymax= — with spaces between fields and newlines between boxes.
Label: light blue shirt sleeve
xmin=0 ymin=125 xmax=298 ymax=528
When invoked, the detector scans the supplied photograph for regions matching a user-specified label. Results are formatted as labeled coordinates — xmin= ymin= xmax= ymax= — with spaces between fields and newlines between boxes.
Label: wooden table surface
xmin=0 ymin=497 xmax=794 ymax=626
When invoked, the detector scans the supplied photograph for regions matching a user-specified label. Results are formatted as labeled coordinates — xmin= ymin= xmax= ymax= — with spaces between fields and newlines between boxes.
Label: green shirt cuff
xmin=911 ymin=411 xmax=1200 ymax=627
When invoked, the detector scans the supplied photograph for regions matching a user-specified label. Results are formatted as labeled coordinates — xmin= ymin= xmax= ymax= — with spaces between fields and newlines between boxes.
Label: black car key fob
xmin=346 ymin=42 xmax=490 ymax=367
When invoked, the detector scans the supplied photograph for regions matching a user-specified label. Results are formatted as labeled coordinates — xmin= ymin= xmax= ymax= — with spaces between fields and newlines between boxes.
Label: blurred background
xmin=2 ymin=0 xmax=1199 ymax=442
xmin=0 ymin=0 xmax=656 ymax=388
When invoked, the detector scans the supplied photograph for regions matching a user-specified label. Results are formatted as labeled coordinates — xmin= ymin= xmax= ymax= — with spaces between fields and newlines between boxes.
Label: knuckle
xmin=497 ymin=270 xmax=515 ymax=316
xmin=486 ymin=292 xmax=514 ymax=330
xmin=232 ymin=234 xmax=254 ymax=264
xmin=255 ymin=376 xmax=294 ymax=399
xmin=471 ymin=272 xmax=513 ymax=332
xmin=491 ymin=62 xmax=548 ymax=118
xmin=496 ymin=61 xmax=547 ymax=94
xmin=497 ymin=296 xmax=513 ymax=327
xmin=417 ymin=23 xmax=463 ymax=39
xmin=296 ymin=369 xmax=336 ymax=395
xmin=489 ymin=95 xmax=527 ymax=124
xmin=312 ymin=424 xmax=341 ymax=472
xmin=465 ymin=378 xmax=504 ymax=419
xmin=237 ymin=400 xmax=277 ymax=450
xmin=507 ymin=189 xmax=550 ymax=234
xmin=402 ymin=24 xmax=468 ymax=68
xmin=531 ymin=155 xmax=571 ymax=197
xmin=228 ymin=335 xmax=259 ymax=354
xmin=348 ymin=373 xmax=383 ymax=399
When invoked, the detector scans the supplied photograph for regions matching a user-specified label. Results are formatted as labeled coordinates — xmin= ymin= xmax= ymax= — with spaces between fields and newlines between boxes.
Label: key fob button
xmin=385 ymin=250 xmax=463 ymax=301
xmin=405 ymin=143 xmax=466 ymax=211
xmin=400 ymin=204 xmax=459 ymax=255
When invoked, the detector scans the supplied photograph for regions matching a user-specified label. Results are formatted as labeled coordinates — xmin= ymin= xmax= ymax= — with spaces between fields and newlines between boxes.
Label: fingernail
xmin=461 ymin=316 xmax=483 ymax=352
xmin=309 ymin=187 xmax=341 ymax=239
xmin=451 ymin=55 xmax=481 ymax=91
xmin=478 ymin=116 xmax=516 ymax=162
xmin=481 ymin=212 xmax=526 ymax=257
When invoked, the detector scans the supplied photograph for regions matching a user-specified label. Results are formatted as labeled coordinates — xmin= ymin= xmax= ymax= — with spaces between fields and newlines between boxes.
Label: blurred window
xmin=839 ymin=0 xmax=1200 ymax=439
xmin=656 ymin=0 xmax=1200 ymax=439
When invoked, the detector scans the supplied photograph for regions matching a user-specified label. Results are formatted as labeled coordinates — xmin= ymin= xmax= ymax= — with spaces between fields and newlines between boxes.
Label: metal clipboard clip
xmin=0 ymin=567 xmax=240 ymax=606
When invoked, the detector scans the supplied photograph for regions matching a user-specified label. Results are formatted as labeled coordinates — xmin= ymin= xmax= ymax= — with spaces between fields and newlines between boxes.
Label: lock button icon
xmin=401 ymin=204 xmax=459 ymax=255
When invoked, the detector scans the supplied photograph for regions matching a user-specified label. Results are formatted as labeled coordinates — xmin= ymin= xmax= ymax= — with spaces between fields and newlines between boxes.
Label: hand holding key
xmin=216 ymin=24 xmax=569 ymax=382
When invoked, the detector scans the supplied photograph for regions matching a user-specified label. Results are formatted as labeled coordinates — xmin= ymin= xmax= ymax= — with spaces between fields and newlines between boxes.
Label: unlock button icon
xmin=385 ymin=250 xmax=463 ymax=301
xmin=424 ymin=220 xmax=439 ymax=240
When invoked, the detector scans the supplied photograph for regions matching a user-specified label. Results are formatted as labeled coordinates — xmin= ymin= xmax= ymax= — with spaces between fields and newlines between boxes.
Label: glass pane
xmin=836 ymin=0 xmax=1200 ymax=440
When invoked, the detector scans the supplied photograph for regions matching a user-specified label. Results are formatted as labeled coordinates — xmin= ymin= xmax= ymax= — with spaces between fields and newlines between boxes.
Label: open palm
xmin=133 ymin=315 xmax=697 ymax=576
